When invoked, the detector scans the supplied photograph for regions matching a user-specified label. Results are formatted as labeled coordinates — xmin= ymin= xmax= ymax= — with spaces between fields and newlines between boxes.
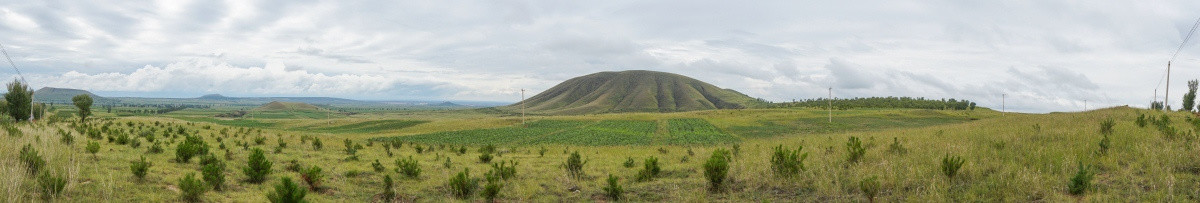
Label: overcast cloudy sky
xmin=2 ymin=0 xmax=1200 ymax=112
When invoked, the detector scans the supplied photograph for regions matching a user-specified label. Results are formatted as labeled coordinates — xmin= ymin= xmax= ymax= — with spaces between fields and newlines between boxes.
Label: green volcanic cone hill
xmin=504 ymin=70 xmax=766 ymax=115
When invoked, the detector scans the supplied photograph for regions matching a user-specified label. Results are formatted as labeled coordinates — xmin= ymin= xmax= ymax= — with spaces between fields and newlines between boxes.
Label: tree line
xmin=778 ymin=96 xmax=977 ymax=110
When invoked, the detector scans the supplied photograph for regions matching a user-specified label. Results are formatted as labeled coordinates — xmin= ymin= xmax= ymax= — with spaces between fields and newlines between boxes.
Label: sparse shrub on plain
xmin=603 ymin=174 xmax=623 ymax=201
xmin=490 ymin=160 xmax=518 ymax=180
xmin=886 ymin=137 xmax=907 ymax=155
xmin=1098 ymin=133 xmax=1111 ymax=156
xmin=87 ymin=140 xmax=101 ymax=158
xmin=443 ymin=157 xmax=453 ymax=169
xmin=940 ymin=154 xmax=965 ymax=180
xmin=1100 ymin=118 xmax=1115 ymax=135
xmin=479 ymin=152 xmax=493 ymax=163
xmin=37 ymin=171 xmax=68 ymax=200
xmin=396 ymin=155 xmax=421 ymax=178
xmin=300 ymin=166 xmax=324 ymax=191
xmin=286 ymin=160 xmax=302 ymax=172
xmin=482 ymin=171 xmax=502 ymax=202
xmin=564 ymin=151 xmax=586 ymax=178
xmin=267 ymin=177 xmax=307 ymax=203
xmin=58 ymin=128 xmax=74 ymax=144
xmin=176 ymin=135 xmax=209 ymax=163
xmin=860 ymin=175 xmax=880 ymax=203
xmin=623 ymin=157 xmax=635 ymax=168
xmin=372 ymin=159 xmax=386 ymax=172
xmin=1136 ymin=114 xmax=1147 ymax=128
xmin=703 ymin=149 xmax=731 ymax=192
xmin=1068 ymin=162 xmax=1094 ymax=195
xmin=19 ymin=144 xmax=45 ymax=175
xmin=381 ymin=175 xmax=395 ymax=201
xmin=178 ymin=173 xmax=207 ymax=202
xmin=201 ymin=159 xmax=226 ymax=191
xmin=449 ymin=169 xmax=478 ymax=199
xmin=538 ymin=146 xmax=547 ymax=157
xmin=311 ymin=138 xmax=322 ymax=150
xmin=244 ymin=148 xmax=273 ymax=184
xmin=131 ymin=156 xmax=150 ymax=180
xmin=846 ymin=136 xmax=866 ymax=163
xmin=771 ymin=145 xmax=808 ymax=178
xmin=636 ymin=156 xmax=660 ymax=182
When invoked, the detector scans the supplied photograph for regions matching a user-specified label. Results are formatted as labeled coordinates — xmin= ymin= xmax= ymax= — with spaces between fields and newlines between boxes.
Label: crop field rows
xmin=379 ymin=118 xmax=739 ymax=145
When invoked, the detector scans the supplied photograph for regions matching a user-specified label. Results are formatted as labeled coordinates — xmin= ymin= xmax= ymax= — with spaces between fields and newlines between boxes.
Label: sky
xmin=1 ymin=0 xmax=1200 ymax=113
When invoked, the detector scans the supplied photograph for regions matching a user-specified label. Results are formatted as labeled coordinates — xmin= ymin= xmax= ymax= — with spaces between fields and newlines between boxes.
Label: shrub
xmin=86 ymin=141 xmax=101 ymax=158
xmin=449 ymin=169 xmax=478 ymax=199
xmin=457 ymin=146 xmax=468 ymax=155
xmin=19 ymin=144 xmax=45 ymax=175
xmin=414 ymin=145 xmax=424 ymax=154
xmin=59 ymin=129 xmax=74 ymax=144
xmin=131 ymin=156 xmax=151 ymax=180
xmin=179 ymin=173 xmax=208 ymax=202
xmin=244 ymin=148 xmax=273 ymax=183
xmin=603 ymin=174 xmax=623 ymax=201
xmin=1136 ymin=114 xmax=1147 ymax=128
xmin=175 ymin=135 xmax=209 ymax=163
xmin=6 ymin=79 xmax=32 ymax=121
xmin=381 ymin=175 xmax=395 ymax=201
xmin=130 ymin=137 xmax=142 ymax=148
xmin=372 ymin=159 xmax=386 ymax=172
xmin=846 ymin=136 xmax=866 ymax=163
xmin=1068 ymin=162 xmax=1094 ymax=195
xmin=37 ymin=171 xmax=67 ymax=200
xmin=481 ymin=172 xmax=502 ymax=202
xmin=478 ymin=152 xmax=493 ymax=163
xmin=941 ymin=154 xmax=965 ymax=179
xmin=623 ymin=157 xmax=635 ymax=168
xmin=286 ymin=160 xmax=302 ymax=172
xmin=384 ymin=146 xmax=393 ymax=157
xmin=267 ymin=177 xmax=307 ymax=203
xmin=300 ymin=166 xmax=324 ymax=191
xmin=703 ymin=149 xmax=731 ymax=192
xmin=396 ymin=156 xmax=421 ymax=178
xmin=148 ymin=141 xmax=164 ymax=154
xmin=636 ymin=156 xmax=661 ymax=182
xmin=770 ymin=145 xmax=808 ymax=178
xmin=886 ymin=137 xmax=907 ymax=155
xmin=202 ymin=158 xmax=226 ymax=191
xmin=564 ymin=151 xmax=586 ymax=178
xmin=479 ymin=144 xmax=496 ymax=154
xmin=860 ymin=175 xmax=880 ymax=203
xmin=311 ymin=138 xmax=322 ymax=150
xmin=490 ymin=160 xmax=518 ymax=180
xmin=254 ymin=136 xmax=266 ymax=145
xmin=1100 ymin=118 xmax=1115 ymax=135
xmin=1098 ymin=133 xmax=1111 ymax=156
xmin=443 ymin=157 xmax=453 ymax=169
xmin=538 ymin=146 xmax=547 ymax=157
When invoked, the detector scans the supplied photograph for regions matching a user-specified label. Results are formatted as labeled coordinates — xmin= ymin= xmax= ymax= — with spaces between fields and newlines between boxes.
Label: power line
xmin=1172 ymin=17 xmax=1200 ymax=62
xmin=0 ymin=42 xmax=27 ymax=84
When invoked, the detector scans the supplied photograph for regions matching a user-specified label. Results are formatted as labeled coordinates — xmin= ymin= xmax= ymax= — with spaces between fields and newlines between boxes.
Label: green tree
xmin=1186 ymin=80 xmax=1199 ymax=112
xmin=72 ymin=94 xmax=93 ymax=122
xmin=267 ymin=177 xmax=307 ymax=203
xmin=244 ymin=148 xmax=273 ymax=183
xmin=5 ymin=79 xmax=32 ymax=122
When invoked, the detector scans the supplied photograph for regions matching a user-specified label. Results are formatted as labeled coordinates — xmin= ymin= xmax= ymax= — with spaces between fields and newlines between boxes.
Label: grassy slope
xmin=1 ymin=107 xmax=1198 ymax=202
xmin=501 ymin=70 xmax=766 ymax=115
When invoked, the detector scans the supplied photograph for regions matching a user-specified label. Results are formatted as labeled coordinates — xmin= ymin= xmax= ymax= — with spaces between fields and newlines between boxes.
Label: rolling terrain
xmin=500 ymin=70 xmax=768 ymax=115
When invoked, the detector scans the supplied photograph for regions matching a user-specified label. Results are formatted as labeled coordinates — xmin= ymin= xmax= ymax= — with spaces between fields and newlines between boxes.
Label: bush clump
xmin=490 ymin=160 xmax=518 ymax=180
xmin=940 ymin=154 xmax=965 ymax=179
xmin=623 ymin=157 xmax=635 ymax=168
xmin=267 ymin=177 xmax=307 ymax=203
xmin=1068 ymin=162 xmax=1094 ymax=195
xmin=131 ymin=156 xmax=151 ymax=180
xmin=244 ymin=148 xmax=273 ymax=184
xmin=481 ymin=171 xmax=503 ymax=202
xmin=1100 ymin=118 xmax=1115 ymax=135
xmin=371 ymin=159 xmax=386 ymax=172
xmin=603 ymin=174 xmax=623 ymax=201
xmin=202 ymin=158 xmax=226 ymax=191
xmin=770 ymin=145 xmax=808 ymax=178
xmin=37 ymin=171 xmax=67 ymax=200
xmin=636 ymin=156 xmax=660 ymax=182
xmin=846 ymin=136 xmax=866 ymax=163
xmin=300 ymin=166 xmax=324 ymax=191
xmin=19 ymin=144 xmax=45 ymax=175
xmin=175 ymin=135 xmax=209 ymax=163
xmin=564 ymin=151 xmax=586 ymax=178
xmin=381 ymin=175 xmax=395 ymax=201
xmin=703 ymin=149 xmax=731 ymax=192
xmin=178 ymin=173 xmax=208 ymax=202
xmin=449 ymin=169 xmax=479 ymax=199
xmin=86 ymin=141 xmax=101 ymax=158
xmin=860 ymin=175 xmax=880 ymax=203
xmin=395 ymin=156 xmax=421 ymax=178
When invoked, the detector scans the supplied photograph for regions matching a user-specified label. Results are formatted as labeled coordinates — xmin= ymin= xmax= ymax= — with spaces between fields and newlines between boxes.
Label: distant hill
xmin=502 ymin=70 xmax=765 ymax=115
xmin=254 ymin=101 xmax=324 ymax=111
xmin=33 ymin=87 xmax=117 ymax=104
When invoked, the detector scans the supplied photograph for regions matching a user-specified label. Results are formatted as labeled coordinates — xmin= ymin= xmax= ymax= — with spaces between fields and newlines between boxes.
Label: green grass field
xmin=2 ymin=106 xmax=1198 ymax=202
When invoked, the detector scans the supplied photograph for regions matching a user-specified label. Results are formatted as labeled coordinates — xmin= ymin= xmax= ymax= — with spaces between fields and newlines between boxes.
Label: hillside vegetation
xmin=501 ymin=70 xmax=767 ymax=115
xmin=2 ymin=105 xmax=1196 ymax=202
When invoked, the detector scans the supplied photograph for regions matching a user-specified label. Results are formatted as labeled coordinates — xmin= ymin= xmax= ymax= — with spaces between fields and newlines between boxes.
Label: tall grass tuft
xmin=37 ymin=171 xmax=67 ymax=200
xmin=860 ymin=175 xmax=880 ymax=203
xmin=19 ymin=144 xmax=45 ymax=175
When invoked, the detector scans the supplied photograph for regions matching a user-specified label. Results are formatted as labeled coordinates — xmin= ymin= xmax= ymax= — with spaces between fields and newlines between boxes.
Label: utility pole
xmin=520 ymin=89 xmax=526 ymax=127
xmin=1002 ymin=93 xmax=1006 ymax=116
xmin=1166 ymin=61 xmax=1172 ymax=111
xmin=1084 ymin=100 xmax=1088 ymax=111
xmin=828 ymin=87 xmax=832 ymax=123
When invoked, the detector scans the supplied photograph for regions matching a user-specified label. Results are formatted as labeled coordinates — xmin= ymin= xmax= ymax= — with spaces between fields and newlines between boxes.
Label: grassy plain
xmin=2 ymin=106 xmax=1198 ymax=202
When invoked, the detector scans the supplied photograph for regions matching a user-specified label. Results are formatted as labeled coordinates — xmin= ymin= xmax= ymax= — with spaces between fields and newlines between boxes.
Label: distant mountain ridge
xmin=501 ymin=70 xmax=765 ymax=115
xmin=33 ymin=87 xmax=118 ymax=104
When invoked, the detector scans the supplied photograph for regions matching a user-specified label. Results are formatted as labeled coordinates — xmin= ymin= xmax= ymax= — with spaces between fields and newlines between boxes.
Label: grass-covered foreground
xmin=1 ymin=107 xmax=1198 ymax=202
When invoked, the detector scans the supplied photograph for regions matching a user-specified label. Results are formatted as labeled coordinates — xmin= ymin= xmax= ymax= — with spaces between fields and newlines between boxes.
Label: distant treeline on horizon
xmin=779 ymin=97 xmax=977 ymax=110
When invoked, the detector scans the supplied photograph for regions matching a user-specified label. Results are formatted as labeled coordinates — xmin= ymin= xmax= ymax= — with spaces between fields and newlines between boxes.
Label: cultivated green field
xmin=2 ymin=106 xmax=1198 ymax=202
